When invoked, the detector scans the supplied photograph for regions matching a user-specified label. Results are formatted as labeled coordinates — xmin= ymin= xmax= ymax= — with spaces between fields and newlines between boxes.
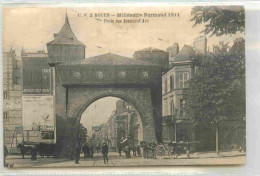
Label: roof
xmin=22 ymin=53 xmax=48 ymax=58
xmin=47 ymin=14 xmax=85 ymax=46
xmin=174 ymin=45 xmax=196 ymax=62
xmin=62 ymin=53 xmax=156 ymax=66
xmin=136 ymin=47 xmax=166 ymax=52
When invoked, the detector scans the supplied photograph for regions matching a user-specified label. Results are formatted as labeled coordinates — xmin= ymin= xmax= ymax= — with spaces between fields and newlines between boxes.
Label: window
xmin=4 ymin=112 xmax=8 ymax=120
xmin=170 ymin=99 xmax=175 ymax=115
xmin=4 ymin=92 xmax=8 ymax=99
xmin=195 ymin=66 xmax=199 ymax=74
xmin=14 ymin=60 xmax=21 ymax=69
xmin=14 ymin=77 xmax=21 ymax=85
xmin=164 ymin=99 xmax=168 ymax=116
xmin=180 ymin=99 xmax=186 ymax=117
xmin=164 ymin=78 xmax=168 ymax=93
xmin=170 ymin=75 xmax=174 ymax=90
xmin=184 ymin=72 xmax=189 ymax=88
xmin=179 ymin=72 xmax=189 ymax=88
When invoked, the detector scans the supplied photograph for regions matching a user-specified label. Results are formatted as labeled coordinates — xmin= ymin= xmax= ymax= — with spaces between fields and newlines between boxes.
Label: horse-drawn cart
xmin=156 ymin=141 xmax=200 ymax=159
xmin=17 ymin=141 xmax=56 ymax=159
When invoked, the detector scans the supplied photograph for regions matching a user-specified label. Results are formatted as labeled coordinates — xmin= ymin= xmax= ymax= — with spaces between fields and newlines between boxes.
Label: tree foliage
xmin=191 ymin=6 xmax=245 ymax=37
xmin=184 ymin=40 xmax=245 ymax=125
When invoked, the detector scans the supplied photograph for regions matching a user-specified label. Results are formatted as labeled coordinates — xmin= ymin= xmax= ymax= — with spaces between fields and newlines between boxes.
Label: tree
xmin=191 ymin=6 xmax=245 ymax=37
xmin=184 ymin=41 xmax=245 ymax=154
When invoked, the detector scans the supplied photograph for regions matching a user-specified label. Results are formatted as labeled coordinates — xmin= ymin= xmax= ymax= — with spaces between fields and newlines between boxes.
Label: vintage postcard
xmin=2 ymin=5 xmax=246 ymax=167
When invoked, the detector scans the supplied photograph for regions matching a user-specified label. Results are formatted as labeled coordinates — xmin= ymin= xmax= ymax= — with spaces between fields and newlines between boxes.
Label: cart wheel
xmin=156 ymin=145 xmax=166 ymax=159
xmin=169 ymin=151 xmax=174 ymax=159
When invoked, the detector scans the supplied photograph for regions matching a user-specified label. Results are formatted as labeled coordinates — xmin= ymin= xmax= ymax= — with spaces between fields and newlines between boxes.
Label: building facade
xmin=162 ymin=38 xmax=246 ymax=151
xmin=3 ymin=48 xmax=22 ymax=153
xmin=107 ymin=99 xmax=143 ymax=150
xmin=162 ymin=45 xmax=196 ymax=144
xmin=3 ymin=48 xmax=54 ymax=153
xmin=193 ymin=36 xmax=207 ymax=55
xmin=134 ymin=47 xmax=169 ymax=71
xmin=21 ymin=49 xmax=55 ymax=144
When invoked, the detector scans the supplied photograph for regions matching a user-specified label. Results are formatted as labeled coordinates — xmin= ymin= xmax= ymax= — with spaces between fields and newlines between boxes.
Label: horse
xmin=36 ymin=143 xmax=55 ymax=158
xmin=17 ymin=142 xmax=33 ymax=159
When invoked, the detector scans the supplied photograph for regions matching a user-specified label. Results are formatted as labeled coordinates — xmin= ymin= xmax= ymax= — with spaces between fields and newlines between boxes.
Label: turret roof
xmin=47 ymin=14 xmax=85 ymax=46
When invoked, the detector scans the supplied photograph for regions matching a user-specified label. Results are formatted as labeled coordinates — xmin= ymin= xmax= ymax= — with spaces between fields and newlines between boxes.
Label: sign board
xmin=22 ymin=57 xmax=52 ymax=95
xmin=22 ymin=96 xmax=55 ymax=131
xmin=92 ymin=126 xmax=101 ymax=132
xmin=3 ymin=99 xmax=22 ymax=110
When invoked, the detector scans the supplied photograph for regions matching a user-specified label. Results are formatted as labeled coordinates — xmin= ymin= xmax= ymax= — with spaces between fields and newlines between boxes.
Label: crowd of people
xmin=74 ymin=139 xmax=193 ymax=164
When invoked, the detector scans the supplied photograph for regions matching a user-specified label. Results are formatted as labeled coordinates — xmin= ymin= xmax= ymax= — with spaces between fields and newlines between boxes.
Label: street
xmin=5 ymin=151 xmax=246 ymax=167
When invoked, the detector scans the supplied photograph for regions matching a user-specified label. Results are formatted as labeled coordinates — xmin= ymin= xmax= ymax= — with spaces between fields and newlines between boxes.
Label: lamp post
xmin=126 ymin=105 xmax=129 ymax=139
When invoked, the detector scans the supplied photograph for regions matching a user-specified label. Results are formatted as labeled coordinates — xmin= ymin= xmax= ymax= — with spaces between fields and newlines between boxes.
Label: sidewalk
xmin=4 ymin=150 xmax=246 ymax=168
xmin=170 ymin=150 xmax=246 ymax=159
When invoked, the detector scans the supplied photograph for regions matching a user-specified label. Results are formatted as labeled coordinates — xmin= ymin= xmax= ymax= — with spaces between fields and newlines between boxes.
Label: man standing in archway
xmin=75 ymin=145 xmax=81 ymax=164
xmin=101 ymin=143 xmax=109 ymax=164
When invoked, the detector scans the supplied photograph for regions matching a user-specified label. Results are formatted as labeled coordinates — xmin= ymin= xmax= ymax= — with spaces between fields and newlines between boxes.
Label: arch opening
xmin=78 ymin=96 xmax=144 ymax=151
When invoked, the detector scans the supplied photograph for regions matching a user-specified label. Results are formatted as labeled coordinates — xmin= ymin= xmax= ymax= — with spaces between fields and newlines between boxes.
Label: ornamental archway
xmin=52 ymin=53 xmax=163 ymax=158
xmin=56 ymin=86 xmax=159 ymax=157
xmin=46 ymin=14 xmax=164 ymax=158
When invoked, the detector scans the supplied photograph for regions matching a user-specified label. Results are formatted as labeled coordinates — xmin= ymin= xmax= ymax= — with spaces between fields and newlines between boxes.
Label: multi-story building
xmin=3 ymin=48 xmax=22 ymax=153
xmin=3 ymin=48 xmax=54 ymax=153
xmin=91 ymin=123 xmax=109 ymax=146
xmin=134 ymin=47 xmax=169 ymax=71
xmin=162 ymin=44 xmax=196 ymax=143
xmin=107 ymin=112 xmax=117 ymax=149
xmin=162 ymin=39 xmax=246 ymax=151
xmin=193 ymin=36 xmax=207 ymax=55
xmin=107 ymin=99 xmax=143 ymax=150
xmin=21 ymin=49 xmax=56 ymax=144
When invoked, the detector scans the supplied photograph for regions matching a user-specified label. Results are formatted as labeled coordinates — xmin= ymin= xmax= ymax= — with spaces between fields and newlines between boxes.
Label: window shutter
xmin=172 ymin=75 xmax=175 ymax=90
xmin=162 ymin=78 xmax=165 ymax=94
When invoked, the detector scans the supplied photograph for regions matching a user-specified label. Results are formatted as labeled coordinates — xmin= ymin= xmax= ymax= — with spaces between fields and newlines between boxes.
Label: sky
xmin=2 ymin=6 xmax=244 ymax=131
xmin=80 ymin=97 xmax=119 ymax=132
xmin=3 ymin=6 xmax=243 ymax=58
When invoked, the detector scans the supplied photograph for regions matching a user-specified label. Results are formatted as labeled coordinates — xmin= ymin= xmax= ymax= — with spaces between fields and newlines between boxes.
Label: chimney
xmin=172 ymin=43 xmax=179 ymax=55
xmin=167 ymin=42 xmax=179 ymax=64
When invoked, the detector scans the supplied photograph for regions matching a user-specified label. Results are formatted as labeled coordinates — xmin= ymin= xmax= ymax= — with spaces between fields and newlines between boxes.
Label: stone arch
xmin=67 ymin=87 xmax=157 ymax=142
xmin=75 ymin=93 xmax=147 ymax=126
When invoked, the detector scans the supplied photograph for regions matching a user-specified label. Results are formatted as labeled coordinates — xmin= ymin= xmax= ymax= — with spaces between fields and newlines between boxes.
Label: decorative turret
xmin=21 ymin=46 xmax=25 ymax=56
xmin=47 ymin=13 xmax=85 ymax=66
xmin=133 ymin=47 xmax=169 ymax=71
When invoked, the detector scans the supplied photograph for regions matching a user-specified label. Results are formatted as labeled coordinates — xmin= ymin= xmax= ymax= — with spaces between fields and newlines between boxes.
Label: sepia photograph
xmin=2 ymin=5 xmax=246 ymax=167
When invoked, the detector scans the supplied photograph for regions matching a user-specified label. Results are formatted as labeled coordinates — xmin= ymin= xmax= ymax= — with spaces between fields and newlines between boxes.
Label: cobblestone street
xmin=5 ymin=151 xmax=246 ymax=168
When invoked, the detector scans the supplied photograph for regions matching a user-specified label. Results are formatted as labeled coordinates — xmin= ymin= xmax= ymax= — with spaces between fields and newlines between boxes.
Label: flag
xmin=158 ymin=37 xmax=164 ymax=41
xmin=158 ymin=37 xmax=169 ymax=43
xmin=70 ymin=9 xmax=80 ymax=13
xmin=92 ymin=126 xmax=100 ymax=131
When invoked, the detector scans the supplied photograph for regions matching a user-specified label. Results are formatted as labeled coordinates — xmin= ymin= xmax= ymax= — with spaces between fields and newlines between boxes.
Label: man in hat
xmin=75 ymin=145 xmax=81 ymax=164
xmin=101 ymin=143 xmax=109 ymax=164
